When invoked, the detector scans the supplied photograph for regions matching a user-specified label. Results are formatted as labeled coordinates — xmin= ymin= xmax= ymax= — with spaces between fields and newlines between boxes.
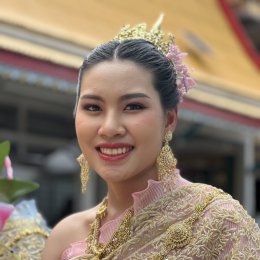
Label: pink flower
xmin=166 ymin=44 xmax=196 ymax=102
xmin=0 ymin=202 xmax=14 ymax=231
xmin=4 ymin=156 xmax=13 ymax=180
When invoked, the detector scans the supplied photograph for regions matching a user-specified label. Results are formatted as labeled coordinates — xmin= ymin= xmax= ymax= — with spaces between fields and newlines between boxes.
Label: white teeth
xmin=100 ymin=147 xmax=131 ymax=156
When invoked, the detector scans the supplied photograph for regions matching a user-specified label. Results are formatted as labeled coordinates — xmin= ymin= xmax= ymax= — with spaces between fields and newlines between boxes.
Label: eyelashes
xmin=82 ymin=103 xmax=146 ymax=112
xmin=82 ymin=104 xmax=101 ymax=112
xmin=125 ymin=103 xmax=145 ymax=110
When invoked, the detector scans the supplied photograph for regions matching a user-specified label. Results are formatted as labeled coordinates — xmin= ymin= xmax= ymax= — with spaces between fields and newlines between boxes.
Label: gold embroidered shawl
xmin=0 ymin=200 xmax=49 ymax=260
xmin=79 ymin=183 xmax=260 ymax=260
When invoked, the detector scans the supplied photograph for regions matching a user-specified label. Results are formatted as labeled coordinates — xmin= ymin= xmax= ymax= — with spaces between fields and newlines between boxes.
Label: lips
xmin=96 ymin=143 xmax=134 ymax=161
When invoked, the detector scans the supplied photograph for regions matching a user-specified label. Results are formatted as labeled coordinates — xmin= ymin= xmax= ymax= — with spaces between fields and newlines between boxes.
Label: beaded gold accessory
xmin=153 ymin=190 xmax=224 ymax=259
xmin=0 ymin=227 xmax=49 ymax=256
xmin=86 ymin=198 xmax=133 ymax=259
xmin=114 ymin=14 xmax=173 ymax=55
xmin=77 ymin=154 xmax=89 ymax=193
xmin=0 ymin=219 xmax=49 ymax=258
xmin=157 ymin=131 xmax=177 ymax=181
xmin=114 ymin=15 xmax=196 ymax=102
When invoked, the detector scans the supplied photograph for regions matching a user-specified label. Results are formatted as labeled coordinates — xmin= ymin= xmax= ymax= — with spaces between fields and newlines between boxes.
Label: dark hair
xmin=75 ymin=39 xmax=179 ymax=113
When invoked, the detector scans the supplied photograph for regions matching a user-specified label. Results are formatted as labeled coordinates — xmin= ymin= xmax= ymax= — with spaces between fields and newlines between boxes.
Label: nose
xmin=97 ymin=111 xmax=126 ymax=138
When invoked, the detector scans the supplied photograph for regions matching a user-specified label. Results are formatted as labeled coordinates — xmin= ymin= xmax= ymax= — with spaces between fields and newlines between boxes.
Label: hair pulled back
xmin=75 ymin=39 xmax=180 ymax=112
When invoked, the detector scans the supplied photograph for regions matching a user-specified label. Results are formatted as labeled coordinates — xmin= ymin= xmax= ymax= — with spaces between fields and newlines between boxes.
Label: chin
xmin=98 ymin=169 xmax=132 ymax=183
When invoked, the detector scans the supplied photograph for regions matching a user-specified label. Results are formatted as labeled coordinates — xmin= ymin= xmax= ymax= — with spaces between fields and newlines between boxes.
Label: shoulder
xmin=180 ymin=183 xmax=257 ymax=225
xmin=195 ymin=185 xmax=260 ymax=257
xmin=42 ymin=205 xmax=98 ymax=260
xmin=175 ymin=183 xmax=260 ymax=258
xmin=192 ymin=183 xmax=245 ymax=215
xmin=194 ymin=184 xmax=258 ymax=232
xmin=174 ymin=182 xmax=225 ymax=202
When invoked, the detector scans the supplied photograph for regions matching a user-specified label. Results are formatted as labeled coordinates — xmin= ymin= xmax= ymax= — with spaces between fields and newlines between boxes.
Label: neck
xmin=105 ymin=169 xmax=158 ymax=221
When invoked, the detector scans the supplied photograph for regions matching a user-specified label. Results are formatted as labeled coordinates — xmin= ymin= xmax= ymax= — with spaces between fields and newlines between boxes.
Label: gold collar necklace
xmin=86 ymin=198 xmax=134 ymax=259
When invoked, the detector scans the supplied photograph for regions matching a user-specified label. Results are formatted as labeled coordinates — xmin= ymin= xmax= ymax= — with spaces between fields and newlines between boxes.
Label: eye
xmin=83 ymin=104 xmax=102 ymax=112
xmin=125 ymin=103 xmax=145 ymax=111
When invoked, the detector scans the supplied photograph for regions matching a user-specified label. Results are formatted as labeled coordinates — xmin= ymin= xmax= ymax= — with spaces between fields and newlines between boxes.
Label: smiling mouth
xmin=97 ymin=147 xmax=134 ymax=156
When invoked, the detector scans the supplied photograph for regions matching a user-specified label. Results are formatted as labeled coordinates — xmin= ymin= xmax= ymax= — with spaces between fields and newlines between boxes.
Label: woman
xmin=43 ymin=20 xmax=260 ymax=259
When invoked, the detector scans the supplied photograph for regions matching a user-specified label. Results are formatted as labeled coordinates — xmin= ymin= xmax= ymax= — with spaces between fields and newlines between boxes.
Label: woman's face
xmin=75 ymin=60 xmax=176 ymax=186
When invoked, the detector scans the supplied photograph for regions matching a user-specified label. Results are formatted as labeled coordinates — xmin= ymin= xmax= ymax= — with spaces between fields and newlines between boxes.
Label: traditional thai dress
xmin=62 ymin=171 xmax=260 ymax=259
xmin=0 ymin=200 xmax=50 ymax=259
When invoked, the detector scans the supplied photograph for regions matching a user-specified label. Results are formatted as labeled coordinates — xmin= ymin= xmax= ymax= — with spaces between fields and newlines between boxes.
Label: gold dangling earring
xmin=157 ymin=131 xmax=177 ymax=181
xmin=77 ymin=154 xmax=89 ymax=193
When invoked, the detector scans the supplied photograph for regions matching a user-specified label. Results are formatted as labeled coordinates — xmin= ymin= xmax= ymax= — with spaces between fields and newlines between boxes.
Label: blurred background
xmin=0 ymin=0 xmax=260 ymax=226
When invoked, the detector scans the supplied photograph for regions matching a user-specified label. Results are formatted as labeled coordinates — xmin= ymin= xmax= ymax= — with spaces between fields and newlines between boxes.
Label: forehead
xmin=81 ymin=60 xmax=156 ymax=95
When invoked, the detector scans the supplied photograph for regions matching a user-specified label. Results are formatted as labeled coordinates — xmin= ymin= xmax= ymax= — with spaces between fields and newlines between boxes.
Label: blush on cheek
xmin=75 ymin=114 xmax=88 ymax=128
xmin=134 ymin=113 xmax=164 ymax=127
xmin=75 ymin=119 xmax=86 ymax=140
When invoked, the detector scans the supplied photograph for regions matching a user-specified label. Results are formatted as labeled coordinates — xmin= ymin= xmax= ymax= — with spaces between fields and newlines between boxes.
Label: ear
xmin=165 ymin=107 xmax=178 ymax=132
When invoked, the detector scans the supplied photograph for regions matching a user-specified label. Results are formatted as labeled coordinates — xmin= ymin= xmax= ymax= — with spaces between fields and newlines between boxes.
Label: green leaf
xmin=0 ymin=140 xmax=10 ymax=170
xmin=0 ymin=193 xmax=9 ymax=202
xmin=0 ymin=178 xmax=39 ymax=203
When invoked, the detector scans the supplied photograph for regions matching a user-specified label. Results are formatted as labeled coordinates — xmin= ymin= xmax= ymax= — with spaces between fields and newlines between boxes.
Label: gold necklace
xmin=86 ymin=198 xmax=133 ymax=259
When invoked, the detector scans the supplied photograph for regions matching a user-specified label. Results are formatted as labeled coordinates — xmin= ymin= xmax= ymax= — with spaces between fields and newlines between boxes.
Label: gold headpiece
xmin=114 ymin=14 xmax=174 ymax=55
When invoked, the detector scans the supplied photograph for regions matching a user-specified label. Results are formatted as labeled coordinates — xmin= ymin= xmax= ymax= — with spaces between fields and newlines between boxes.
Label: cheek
xmin=131 ymin=110 xmax=164 ymax=129
xmin=75 ymin=114 xmax=84 ymax=136
xmin=75 ymin=117 xmax=85 ymax=152
xmin=129 ymin=111 xmax=165 ymax=139
xmin=75 ymin=114 xmax=85 ymax=129
xmin=75 ymin=114 xmax=93 ymax=142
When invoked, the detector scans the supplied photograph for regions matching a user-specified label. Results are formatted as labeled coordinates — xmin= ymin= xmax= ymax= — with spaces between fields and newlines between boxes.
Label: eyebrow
xmin=80 ymin=93 xmax=151 ymax=101
xmin=80 ymin=94 xmax=102 ymax=101
xmin=120 ymin=93 xmax=151 ymax=100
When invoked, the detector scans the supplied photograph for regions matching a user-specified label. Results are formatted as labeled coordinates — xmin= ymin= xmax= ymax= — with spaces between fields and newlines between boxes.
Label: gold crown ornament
xmin=114 ymin=14 xmax=174 ymax=55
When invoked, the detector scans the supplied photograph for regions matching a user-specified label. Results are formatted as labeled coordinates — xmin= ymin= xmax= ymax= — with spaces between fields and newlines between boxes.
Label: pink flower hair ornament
xmin=166 ymin=44 xmax=196 ymax=102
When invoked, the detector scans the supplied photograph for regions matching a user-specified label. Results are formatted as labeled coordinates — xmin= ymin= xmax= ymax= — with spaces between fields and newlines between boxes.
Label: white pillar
xmin=242 ymin=134 xmax=255 ymax=216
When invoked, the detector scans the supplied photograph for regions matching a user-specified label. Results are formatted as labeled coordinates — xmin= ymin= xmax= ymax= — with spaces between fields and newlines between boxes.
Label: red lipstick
xmin=96 ymin=143 xmax=134 ymax=161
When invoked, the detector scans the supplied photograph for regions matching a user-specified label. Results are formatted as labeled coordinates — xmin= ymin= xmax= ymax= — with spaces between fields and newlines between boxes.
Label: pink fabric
xmin=61 ymin=170 xmax=189 ymax=260
xmin=61 ymin=240 xmax=86 ymax=260
xmin=0 ymin=202 xmax=15 ymax=231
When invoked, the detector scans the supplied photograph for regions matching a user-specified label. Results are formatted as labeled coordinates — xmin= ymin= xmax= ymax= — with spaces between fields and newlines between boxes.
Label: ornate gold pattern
xmin=86 ymin=198 xmax=134 ymax=259
xmin=0 ymin=219 xmax=49 ymax=260
xmin=114 ymin=15 xmax=174 ymax=55
xmin=154 ymin=190 xmax=222 ymax=259
xmin=77 ymin=154 xmax=89 ymax=193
